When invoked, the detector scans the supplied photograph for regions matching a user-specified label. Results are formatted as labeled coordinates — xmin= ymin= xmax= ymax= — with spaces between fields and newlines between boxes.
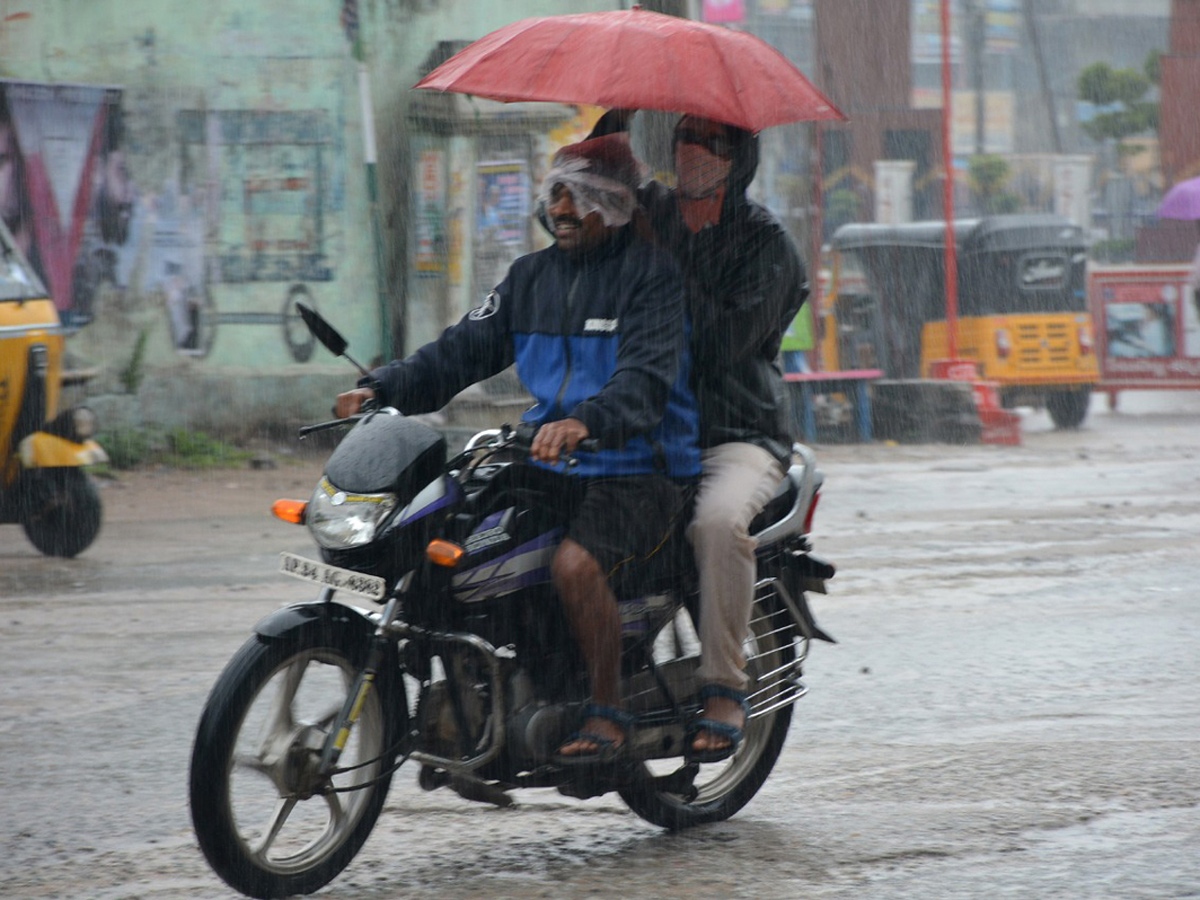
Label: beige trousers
xmin=688 ymin=442 xmax=786 ymax=692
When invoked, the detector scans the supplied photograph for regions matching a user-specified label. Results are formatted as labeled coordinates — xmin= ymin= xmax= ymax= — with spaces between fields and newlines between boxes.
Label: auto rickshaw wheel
xmin=20 ymin=468 xmax=103 ymax=558
xmin=1047 ymin=388 xmax=1091 ymax=430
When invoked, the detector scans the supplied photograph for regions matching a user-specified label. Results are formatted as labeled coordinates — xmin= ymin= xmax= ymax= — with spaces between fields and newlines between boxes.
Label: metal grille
xmin=624 ymin=583 xmax=809 ymax=719
xmin=1014 ymin=321 xmax=1072 ymax=368
xmin=746 ymin=579 xmax=807 ymax=718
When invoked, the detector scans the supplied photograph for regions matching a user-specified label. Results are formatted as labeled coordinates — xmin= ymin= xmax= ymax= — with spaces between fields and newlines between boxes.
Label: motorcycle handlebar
xmin=507 ymin=422 xmax=600 ymax=458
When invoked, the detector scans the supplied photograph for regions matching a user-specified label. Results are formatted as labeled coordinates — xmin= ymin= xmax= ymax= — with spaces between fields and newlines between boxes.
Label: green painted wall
xmin=0 ymin=0 xmax=611 ymax=436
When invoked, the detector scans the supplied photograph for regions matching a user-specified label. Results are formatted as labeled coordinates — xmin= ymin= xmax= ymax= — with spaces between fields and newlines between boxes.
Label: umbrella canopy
xmin=1157 ymin=176 xmax=1200 ymax=220
xmin=413 ymin=8 xmax=846 ymax=133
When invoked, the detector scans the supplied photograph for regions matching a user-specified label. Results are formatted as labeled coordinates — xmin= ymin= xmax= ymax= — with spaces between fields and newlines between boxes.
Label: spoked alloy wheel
xmin=619 ymin=597 xmax=797 ymax=829
xmin=190 ymin=632 xmax=402 ymax=899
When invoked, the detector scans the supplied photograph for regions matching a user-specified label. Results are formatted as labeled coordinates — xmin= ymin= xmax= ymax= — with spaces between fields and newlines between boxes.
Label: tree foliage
xmin=968 ymin=155 xmax=1021 ymax=214
xmin=1076 ymin=59 xmax=1159 ymax=144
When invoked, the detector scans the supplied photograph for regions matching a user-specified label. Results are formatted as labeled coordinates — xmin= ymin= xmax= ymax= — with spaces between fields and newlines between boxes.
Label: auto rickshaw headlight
xmin=72 ymin=407 xmax=99 ymax=439
xmin=45 ymin=406 xmax=99 ymax=442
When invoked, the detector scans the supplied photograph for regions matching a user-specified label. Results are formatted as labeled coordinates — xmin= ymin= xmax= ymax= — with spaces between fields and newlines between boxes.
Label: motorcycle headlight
xmin=306 ymin=476 xmax=398 ymax=549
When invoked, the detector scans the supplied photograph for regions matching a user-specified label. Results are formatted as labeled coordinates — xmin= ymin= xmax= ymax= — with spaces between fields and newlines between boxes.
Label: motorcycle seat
xmin=748 ymin=472 xmax=800 ymax=536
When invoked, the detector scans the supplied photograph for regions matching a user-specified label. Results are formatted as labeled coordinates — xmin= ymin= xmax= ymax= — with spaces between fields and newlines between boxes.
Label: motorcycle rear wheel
xmin=190 ymin=631 xmax=401 ymax=899
xmin=619 ymin=599 xmax=796 ymax=830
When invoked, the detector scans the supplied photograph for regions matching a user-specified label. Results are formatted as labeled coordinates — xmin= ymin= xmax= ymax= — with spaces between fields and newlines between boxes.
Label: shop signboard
xmin=1090 ymin=265 xmax=1200 ymax=392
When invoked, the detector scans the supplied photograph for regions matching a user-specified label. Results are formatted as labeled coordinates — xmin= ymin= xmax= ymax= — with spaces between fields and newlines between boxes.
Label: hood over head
xmin=675 ymin=114 xmax=759 ymax=200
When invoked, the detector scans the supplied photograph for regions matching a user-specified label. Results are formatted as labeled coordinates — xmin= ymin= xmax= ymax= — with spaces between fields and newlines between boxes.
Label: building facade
xmin=0 ymin=0 xmax=606 ymax=437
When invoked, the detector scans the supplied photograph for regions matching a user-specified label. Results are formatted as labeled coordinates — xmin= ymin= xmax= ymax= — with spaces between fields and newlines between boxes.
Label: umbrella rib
xmin=704 ymin=26 xmax=749 ymax=131
xmin=517 ymin=21 xmax=584 ymax=101
xmin=476 ymin=17 xmax=600 ymax=104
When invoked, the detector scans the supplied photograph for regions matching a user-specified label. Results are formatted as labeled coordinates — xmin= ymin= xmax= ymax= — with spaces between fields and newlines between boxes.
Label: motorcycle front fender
xmin=253 ymin=600 xmax=378 ymax=646
xmin=250 ymin=600 xmax=409 ymax=750
xmin=18 ymin=432 xmax=109 ymax=468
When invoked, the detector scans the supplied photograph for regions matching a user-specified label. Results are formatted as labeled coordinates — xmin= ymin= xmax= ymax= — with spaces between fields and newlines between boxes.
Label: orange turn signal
xmin=272 ymin=499 xmax=308 ymax=525
xmin=426 ymin=539 xmax=465 ymax=568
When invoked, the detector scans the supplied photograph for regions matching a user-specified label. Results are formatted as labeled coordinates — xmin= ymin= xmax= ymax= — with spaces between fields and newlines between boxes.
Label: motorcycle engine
xmin=505 ymin=669 xmax=573 ymax=767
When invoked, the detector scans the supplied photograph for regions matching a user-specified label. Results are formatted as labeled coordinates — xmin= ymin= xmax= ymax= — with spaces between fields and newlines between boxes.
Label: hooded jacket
xmin=638 ymin=127 xmax=809 ymax=463
xmin=366 ymin=226 xmax=701 ymax=480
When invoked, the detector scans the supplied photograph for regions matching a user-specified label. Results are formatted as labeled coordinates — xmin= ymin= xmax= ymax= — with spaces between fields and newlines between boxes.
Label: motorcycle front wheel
xmin=189 ymin=629 xmax=403 ymax=899
xmin=619 ymin=597 xmax=796 ymax=830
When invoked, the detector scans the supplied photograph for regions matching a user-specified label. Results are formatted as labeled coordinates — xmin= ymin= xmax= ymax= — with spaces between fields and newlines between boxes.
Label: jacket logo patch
xmin=584 ymin=318 xmax=618 ymax=333
xmin=469 ymin=290 xmax=500 ymax=320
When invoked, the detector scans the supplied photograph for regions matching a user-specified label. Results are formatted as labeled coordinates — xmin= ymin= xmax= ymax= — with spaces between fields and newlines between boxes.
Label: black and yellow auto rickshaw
xmin=1 ymin=218 xmax=107 ymax=556
xmin=820 ymin=214 xmax=1099 ymax=428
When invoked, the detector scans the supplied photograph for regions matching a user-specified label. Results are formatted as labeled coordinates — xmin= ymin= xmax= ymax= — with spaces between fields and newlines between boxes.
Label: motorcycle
xmin=189 ymin=305 xmax=836 ymax=899
xmin=0 ymin=219 xmax=107 ymax=557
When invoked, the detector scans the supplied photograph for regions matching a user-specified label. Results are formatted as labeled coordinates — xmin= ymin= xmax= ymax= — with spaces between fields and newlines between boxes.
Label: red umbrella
xmin=413 ymin=8 xmax=845 ymax=133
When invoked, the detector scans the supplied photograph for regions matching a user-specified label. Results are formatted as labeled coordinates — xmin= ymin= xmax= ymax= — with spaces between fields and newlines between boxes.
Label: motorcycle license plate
xmin=278 ymin=552 xmax=387 ymax=601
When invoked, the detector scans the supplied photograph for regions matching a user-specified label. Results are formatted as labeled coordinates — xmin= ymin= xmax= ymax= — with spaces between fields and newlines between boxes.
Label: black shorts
xmin=566 ymin=475 xmax=691 ymax=598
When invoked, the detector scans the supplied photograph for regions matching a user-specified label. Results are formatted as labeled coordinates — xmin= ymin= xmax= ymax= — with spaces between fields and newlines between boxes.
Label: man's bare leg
xmin=552 ymin=538 xmax=625 ymax=754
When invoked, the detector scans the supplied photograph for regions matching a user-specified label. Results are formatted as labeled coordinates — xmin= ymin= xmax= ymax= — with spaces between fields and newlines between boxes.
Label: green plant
xmin=967 ymin=155 xmax=1022 ymax=215
xmin=95 ymin=425 xmax=252 ymax=471
xmin=1090 ymin=237 xmax=1136 ymax=264
xmin=826 ymin=187 xmax=862 ymax=232
xmin=96 ymin=427 xmax=153 ymax=469
xmin=164 ymin=428 xmax=253 ymax=469
xmin=119 ymin=328 xmax=150 ymax=394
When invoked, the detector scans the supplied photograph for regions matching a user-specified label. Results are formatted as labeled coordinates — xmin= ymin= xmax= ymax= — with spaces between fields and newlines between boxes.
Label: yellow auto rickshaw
xmin=1 ymin=218 xmax=107 ymax=556
xmin=821 ymin=214 xmax=1099 ymax=428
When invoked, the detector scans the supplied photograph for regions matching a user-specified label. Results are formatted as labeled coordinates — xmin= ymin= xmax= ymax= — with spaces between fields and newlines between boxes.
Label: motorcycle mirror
xmin=296 ymin=302 xmax=375 ymax=381
xmin=297 ymin=302 xmax=347 ymax=357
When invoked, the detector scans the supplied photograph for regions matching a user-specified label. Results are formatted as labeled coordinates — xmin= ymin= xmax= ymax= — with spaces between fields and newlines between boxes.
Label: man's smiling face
xmin=547 ymin=182 xmax=609 ymax=254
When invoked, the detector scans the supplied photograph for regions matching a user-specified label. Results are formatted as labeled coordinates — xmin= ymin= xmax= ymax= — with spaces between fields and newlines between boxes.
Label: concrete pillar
xmin=1052 ymin=154 xmax=1093 ymax=229
xmin=874 ymin=159 xmax=916 ymax=224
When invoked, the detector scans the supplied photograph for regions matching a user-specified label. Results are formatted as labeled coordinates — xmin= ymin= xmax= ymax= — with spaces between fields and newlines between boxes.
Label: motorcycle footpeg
xmin=449 ymin=774 xmax=514 ymax=808
xmin=418 ymin=764 xmax=450 ymax=792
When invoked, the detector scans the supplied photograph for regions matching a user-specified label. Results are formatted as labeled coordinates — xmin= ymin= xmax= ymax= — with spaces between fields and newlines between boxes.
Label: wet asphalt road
xmin=1 ymin=392 xmax=1198 ymax=899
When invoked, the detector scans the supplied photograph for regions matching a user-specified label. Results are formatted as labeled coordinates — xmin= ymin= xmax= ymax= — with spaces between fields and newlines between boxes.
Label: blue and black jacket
xmin=367 ymin=226 xmax=701 ymax=479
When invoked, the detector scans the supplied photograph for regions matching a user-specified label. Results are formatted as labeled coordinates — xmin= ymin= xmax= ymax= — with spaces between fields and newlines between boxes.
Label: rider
xmin=591 ymin=110 xmax=809 ymax=762
xmin=335 ymin=134 xmax=700 ymax=764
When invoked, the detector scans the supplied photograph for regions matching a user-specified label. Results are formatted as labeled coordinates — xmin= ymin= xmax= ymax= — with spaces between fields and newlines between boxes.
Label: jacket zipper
xmin=552 ymin=272 xmax=582 ymax=416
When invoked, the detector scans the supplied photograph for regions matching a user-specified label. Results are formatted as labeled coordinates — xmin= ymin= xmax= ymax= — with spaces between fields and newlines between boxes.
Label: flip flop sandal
xmin=686 ymin=685 xmax=750 ymax=764
xmin=554 ymin=703 xmax=635 ymax=767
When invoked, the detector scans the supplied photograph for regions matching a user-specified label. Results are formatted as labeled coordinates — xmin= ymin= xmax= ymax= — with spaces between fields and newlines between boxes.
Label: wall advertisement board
xmin=1090 ymin=265 xmax=1200 ymax=392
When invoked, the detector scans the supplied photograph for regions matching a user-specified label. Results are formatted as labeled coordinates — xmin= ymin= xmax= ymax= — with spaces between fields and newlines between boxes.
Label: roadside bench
xmin=783 ymin=369 xmax=884 ymax=443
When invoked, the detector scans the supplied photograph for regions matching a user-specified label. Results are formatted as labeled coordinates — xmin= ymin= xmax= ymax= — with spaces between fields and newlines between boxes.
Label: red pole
xmin=811 ymin=124 xmax=825 ymax=372
xmin=941 ymin=0 xmax=959 ymax=360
